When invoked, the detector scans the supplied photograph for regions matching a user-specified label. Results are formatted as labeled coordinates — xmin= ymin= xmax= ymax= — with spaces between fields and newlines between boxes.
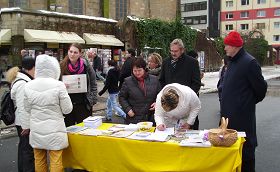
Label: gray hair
xmin=170 ymin=38 xmax=185 ymax=49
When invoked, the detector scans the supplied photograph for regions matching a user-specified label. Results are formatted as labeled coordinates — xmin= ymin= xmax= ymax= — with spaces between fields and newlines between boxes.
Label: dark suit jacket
xmin=159 ymin=53 xmax=201 ymax=94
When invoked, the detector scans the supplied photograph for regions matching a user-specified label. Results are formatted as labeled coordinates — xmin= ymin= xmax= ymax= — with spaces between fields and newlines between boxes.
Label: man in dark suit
xmin=159 ymin=38 xmax=201 ymax=129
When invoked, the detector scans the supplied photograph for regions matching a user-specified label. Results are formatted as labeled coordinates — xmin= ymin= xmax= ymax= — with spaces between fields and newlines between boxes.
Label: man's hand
xmin=156 ymin=124 xmax=166 ymax=131
xmin=127 ymin=109 xmax=135 ymax=117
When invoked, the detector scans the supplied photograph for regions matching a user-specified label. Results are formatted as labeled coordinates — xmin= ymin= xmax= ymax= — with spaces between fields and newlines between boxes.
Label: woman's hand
xmin=149 ymin=102 xmax=156 ymax=111
xmin=180 ymin=123 xmax=191 ymax=130
xmin=21 ymin=129 xmax=30 ymax=136
xmin=156 ymin=124 xmax=166 ymax=131
xmin=127 ymin=109 xmax=135 ymax=117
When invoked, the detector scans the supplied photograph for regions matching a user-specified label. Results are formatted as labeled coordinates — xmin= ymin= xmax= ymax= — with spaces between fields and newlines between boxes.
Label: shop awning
xmin=0 ymin=29 xmax=12 ymax=44
xmin=83 ymin=33 xmax=124 ymax=46
xmin=24 ymin=29 xmax=85 ymax=44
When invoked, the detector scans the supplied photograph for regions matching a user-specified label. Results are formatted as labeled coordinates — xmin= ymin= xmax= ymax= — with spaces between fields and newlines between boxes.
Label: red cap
xmin=224 ymin=31 xmax=243 ymax=47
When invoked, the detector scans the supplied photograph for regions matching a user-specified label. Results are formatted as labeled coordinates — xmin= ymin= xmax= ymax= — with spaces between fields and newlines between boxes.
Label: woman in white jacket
xmin=24 ymin=55 xmax=73 ymax=172
xmin=154 ymin=83 xmax=201 ymax=131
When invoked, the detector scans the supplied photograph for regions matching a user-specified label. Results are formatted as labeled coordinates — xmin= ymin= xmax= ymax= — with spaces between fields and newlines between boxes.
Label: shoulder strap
xmin=11 ymin=78 xmax=28 ymax=89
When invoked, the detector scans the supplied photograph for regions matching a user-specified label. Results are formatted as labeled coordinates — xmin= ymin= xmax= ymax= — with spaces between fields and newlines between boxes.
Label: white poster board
xmin=62 ymin=74 xmax=87 ymax=93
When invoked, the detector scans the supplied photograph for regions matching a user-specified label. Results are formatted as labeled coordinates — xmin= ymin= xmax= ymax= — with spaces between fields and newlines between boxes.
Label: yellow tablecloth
xmin=63 ymin=123 xmax=245 ymax=172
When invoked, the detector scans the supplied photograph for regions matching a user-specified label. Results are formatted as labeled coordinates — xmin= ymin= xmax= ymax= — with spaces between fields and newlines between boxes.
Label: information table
xmin=63 ymin=123 xmax=245 ymax=172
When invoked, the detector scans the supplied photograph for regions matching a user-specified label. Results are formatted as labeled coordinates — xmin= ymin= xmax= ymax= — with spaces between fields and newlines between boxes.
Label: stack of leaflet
xmin=83 ymin=116 xmax=103 ymax=128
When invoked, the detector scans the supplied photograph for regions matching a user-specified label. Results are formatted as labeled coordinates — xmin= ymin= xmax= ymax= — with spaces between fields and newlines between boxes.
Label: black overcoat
xmin=221 ymin=48 xmax=267 ymax=160
xmin=159 ymin=54 xmax=201 ymax=94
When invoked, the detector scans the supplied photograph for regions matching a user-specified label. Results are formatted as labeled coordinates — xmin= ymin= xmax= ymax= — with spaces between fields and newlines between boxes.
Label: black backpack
xmin=0 ymin=79 xmax=27 ymax=125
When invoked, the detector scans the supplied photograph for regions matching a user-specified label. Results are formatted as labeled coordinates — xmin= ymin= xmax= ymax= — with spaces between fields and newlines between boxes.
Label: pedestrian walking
xmin=221 ymin=31 xmax=267 ymax=172
xmin=98 ymin=60 xmax=126 ymax=121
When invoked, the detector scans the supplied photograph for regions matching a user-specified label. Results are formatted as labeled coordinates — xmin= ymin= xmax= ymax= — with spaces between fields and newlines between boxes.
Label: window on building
xmin=257 ymin=0 xmax=266 ymax=4
xmin=256 ymin=23 xmax=266 ymax=30
xmin=226 ymin=13 xmax=233 ymax=19
xmin=9 ymin=0 xmax=28 ymax=8
xmin=257 ymin=10 xmax=266 ymax=17
xmin=186 ymin=18 xmax=193 ymax=24
xmin=116 ymin=0 xmax=127 ymax=20
xmin=226 ymin=24 xmax=234 ymax=31
xmin=241 ymin=24 xmax=249 ymax=30
xmin=274 ymin=22 xmax=280 ymax=29
xmin=200 ymin=1 xmax=207 ymax=10
xmin=200 ymin=15 xmax=207 ymax=24
xmin=181 ymin=4 xmax=186 ymax=12
xmin=69 ymin=0 xmax=83 ymax=15
xmin=273 ymin=35 xmax=280 ymax=41
xmin=226 ymin=1 xmax=233 ymax=7
xmin=241 ymin=0 xmax=249 ymax=5
xmin=186 ymin=1 xmax=207 ymax=12
xmin=275 ymin=9 xmax=280 ymax=16
xmin=240 ymin=11 xmax=249 ymax=18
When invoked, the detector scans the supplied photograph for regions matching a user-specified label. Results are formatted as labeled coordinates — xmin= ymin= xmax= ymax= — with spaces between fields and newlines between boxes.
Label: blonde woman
xmin=147 ymin=53 xmax=162 ymax=76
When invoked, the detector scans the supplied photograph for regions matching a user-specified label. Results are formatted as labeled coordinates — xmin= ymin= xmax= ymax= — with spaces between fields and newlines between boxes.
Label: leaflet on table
xmin=127 ymin=132 xmax=170 ymax=142
xmin=180 ymin=131 xmax=211 ymax=147
xmin=62 ymin=74 xmax=87 ymax=93
xmin=66 ymin=126 xmax=88 ymax=133
xmin=155 ymin=127 xmax=175 ymax=135
xmin=108 ymin=124 xmax=138 ymax=132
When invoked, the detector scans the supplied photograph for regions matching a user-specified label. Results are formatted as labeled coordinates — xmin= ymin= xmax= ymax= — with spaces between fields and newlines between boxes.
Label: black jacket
xmin=99 ymin=67 xmax=120 ymax=95
xmin=221 ymin=48 xmax=267 ymax=159
xmin=159 ymin=54 xmax=201 ymax=94
xmin=119 ymin=74 xmax=161 ymax=124
xmin=93 ymin=55 xmax=102 ymax=72
xmin=119 ymin=57 xmax=136 ymax=89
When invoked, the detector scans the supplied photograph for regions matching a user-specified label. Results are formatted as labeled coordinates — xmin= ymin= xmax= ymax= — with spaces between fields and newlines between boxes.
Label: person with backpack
xmin=5 ymin=56 xmax=36 ymax=172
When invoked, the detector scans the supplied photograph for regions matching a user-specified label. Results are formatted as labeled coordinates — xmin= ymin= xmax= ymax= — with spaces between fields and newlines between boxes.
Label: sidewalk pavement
xmin=1 ymin=65 xmax=280 ymax=137
xmin=200 ymin=65 xmax=280 ymax=94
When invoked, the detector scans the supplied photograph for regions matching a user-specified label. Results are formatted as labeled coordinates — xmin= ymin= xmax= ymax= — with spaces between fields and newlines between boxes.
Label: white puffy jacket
xmin=24 ymin=55 xmax=73 ymax=150
xmin=11 ymin=72 xmax=32 ymax=129
xmin=154 ymin=83 xmax=201 ymax=128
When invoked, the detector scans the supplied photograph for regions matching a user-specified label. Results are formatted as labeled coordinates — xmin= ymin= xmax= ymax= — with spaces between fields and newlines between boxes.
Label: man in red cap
xmin=221 ymin=31 xmax=267 ymax=172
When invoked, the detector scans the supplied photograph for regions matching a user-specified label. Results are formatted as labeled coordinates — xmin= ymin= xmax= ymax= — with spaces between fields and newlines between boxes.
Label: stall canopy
xmin=0 ymin=29 xmax=12 ymax=44
xmin=83 ymin=33 xmax=124 ymax=46
xmin=24 ymin=29 xmax=85 ymax=44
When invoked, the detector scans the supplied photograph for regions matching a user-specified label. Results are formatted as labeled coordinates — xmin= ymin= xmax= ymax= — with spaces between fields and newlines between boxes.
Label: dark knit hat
xmin=224 ymin=31 xmax=243 ymax=47
xmin=22 ymin=56 xmax=36 ymax=70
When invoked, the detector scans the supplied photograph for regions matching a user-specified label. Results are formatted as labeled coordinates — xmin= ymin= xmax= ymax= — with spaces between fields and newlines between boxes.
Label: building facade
xmin=0 ymin=0 xmax=178 ymax=21
xmin=180 ymin=0 xmax=220 ymax=37
xmin=220 ymin=0 xmax=280 ymax=63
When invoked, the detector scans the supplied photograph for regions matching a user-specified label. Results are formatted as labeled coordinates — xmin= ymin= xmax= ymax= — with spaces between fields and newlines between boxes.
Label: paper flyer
xmin=62 ymin=74 xmax=87 ymax=93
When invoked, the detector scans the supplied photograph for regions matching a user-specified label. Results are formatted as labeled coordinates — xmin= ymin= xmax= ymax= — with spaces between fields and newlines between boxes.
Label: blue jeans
xmin=106 ymin=93 xmax=126 ymax=119
xmin=96 ymin=70 xmax=106 ymax=81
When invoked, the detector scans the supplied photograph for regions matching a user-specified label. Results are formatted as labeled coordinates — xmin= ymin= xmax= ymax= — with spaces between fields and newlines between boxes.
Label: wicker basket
xmin=208 ymin=117 xmax=238 ymax=147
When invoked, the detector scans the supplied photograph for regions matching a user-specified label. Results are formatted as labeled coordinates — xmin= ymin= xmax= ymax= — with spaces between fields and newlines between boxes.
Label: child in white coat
xmin=24 ymin=55 xmax=73 ymax=172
